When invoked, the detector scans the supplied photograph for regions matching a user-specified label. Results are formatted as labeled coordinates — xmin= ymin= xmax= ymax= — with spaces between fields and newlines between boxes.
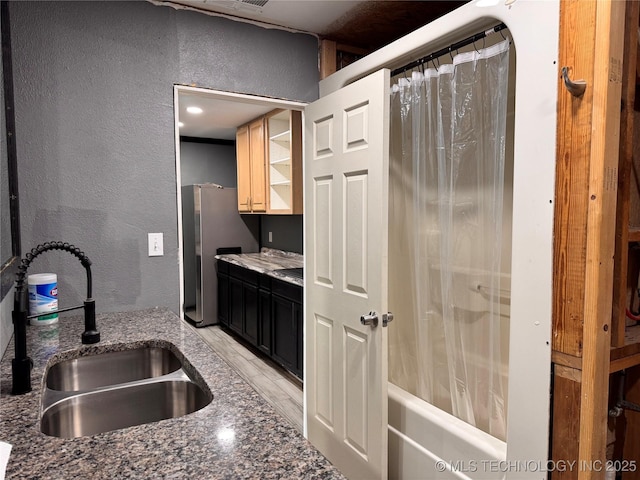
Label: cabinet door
xmin=249 ymin=118 xmax=266 ymax=212
xmin=229 ymin=276 xmax=244 ymax=335
xmin=243 ymin=283 xmax=259 ymax=345
xmin=217 ymin=272 xmax=230 ymax=326
xmin=236 ymin=124 xmax=251 ymax=212
xmin=271 ymin=294 xmax=301 ymax=378
xmin=258 ymin=288 xmax=272 ymax=355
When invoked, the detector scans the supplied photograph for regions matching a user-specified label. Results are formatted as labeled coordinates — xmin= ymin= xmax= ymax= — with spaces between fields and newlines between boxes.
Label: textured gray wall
xmin=179 ymin=140 xmax=236 ymax=188
xmin=261 ymin=215 xmax=303 ymax=254
xmin=0 ymin=6 xmax=9 ymax=266
xmin=9 ymin=1 xmax=318 ymax=321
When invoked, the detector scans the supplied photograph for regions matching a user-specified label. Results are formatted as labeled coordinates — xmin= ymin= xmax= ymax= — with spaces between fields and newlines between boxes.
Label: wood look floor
xmin=190 ymin=323 xmax=304 ymax=433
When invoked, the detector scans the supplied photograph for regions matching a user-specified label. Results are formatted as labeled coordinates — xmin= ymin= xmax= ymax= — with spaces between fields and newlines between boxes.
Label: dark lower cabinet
xmin=243 ymin=282 xmax=259 ymax=344
xmin=217 ymin=274 xmax=229 ymax=326
xmin=228 ymin=276 xmax=243 ymax=335
xmin=217 ymin=259 xmax=303 ymax=380
xmin=271 ymin=293 xmax=302 ymax=379
xmin=258 ymin=288 xmax=272 ymax=355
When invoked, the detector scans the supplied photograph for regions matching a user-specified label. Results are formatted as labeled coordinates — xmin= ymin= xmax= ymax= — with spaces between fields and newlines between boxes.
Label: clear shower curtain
xmin=389 ymin=40 xmax=511 ymax=440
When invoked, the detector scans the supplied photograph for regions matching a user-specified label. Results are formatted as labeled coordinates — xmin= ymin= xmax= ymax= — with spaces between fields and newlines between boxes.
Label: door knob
xmin=360 ymin=312 xmax=378 ymax=328
xmin=382 ymin=312 xmax=394 ymax=327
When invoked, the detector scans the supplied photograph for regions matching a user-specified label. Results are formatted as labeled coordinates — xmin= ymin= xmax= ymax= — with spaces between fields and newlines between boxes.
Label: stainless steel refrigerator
xmin=182 ymin=184 xmax=259 ymax=326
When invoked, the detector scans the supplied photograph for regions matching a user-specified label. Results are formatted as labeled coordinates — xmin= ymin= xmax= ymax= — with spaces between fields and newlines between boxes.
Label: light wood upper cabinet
xmin=236 ymin=109 xmax=302 ymax=214
xmin=236 ymin=118 xmax=266 ymax=213
xmin=236 ymin=124 xmax=251 ymax=212
xmin=266 ymin=109 xmax=303 ymax=214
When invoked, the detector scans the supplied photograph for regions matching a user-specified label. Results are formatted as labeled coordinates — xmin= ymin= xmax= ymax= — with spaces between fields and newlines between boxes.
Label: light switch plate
xmin=148 ymin=233 xmax=163 ymax=256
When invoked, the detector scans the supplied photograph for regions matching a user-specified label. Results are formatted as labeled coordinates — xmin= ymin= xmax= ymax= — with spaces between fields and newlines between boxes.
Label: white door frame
xmin=318 ymin=1 xmax=560 ymax=475
xmin=172 ymin=85 xmax=306 ymax=320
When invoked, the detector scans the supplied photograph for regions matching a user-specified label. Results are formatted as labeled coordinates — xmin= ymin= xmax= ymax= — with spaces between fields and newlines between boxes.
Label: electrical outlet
xmin=268 ymin=231 xmax=273 ymax=243
xmin=148 ymin=233 xmax=163 ymax=256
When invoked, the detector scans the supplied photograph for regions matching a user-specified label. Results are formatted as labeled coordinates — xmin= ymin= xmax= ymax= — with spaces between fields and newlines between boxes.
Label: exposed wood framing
xmin=612 ymin=0 xmax=640 ymax=348
xmin=319 ymin=40 xmax=371 ymax=80
xmin=578 ymin=0 xmax=625 ymax=473
xmin=320 ymin=39 xmax=337 ymax=80
xmin=553 ymin=0 xmax=598 ymax=358
xmin=552 ymin=366 xmax=582 ymax=480
xmin=622 ymin=367 xmax=640 ymax=480
xmin=552 ymin=0 xmax=625 ymax=478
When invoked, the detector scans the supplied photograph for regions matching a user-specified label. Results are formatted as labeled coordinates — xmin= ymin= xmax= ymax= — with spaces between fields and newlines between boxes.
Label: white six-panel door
xmin=304 ymin=68 xmax=390 ymax=480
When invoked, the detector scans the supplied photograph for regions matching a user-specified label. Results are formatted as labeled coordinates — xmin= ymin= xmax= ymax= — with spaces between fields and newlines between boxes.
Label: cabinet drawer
xmin=271 ymin=278 xmax=302 ymax=303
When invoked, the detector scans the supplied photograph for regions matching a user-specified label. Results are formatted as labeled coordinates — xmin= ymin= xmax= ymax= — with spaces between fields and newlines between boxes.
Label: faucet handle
xmin=81 ymin=298 xmax=100 ymax=344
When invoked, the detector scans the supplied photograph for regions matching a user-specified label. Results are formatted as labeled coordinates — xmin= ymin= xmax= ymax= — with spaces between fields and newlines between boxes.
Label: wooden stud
xmin=553 ymin=0 xmax=626 ymax=478
xmin=553 ymin=0 xmax=598 ymax=358
xmin=612 ymin=0 xmax=640 ymax=348
xmin=552 ymin=366 xmax=582 ymax=480
xmin=320 ymin=39 xmax=337 ymax=80
xmin=578 ymin=1 xmax=625 ymax=477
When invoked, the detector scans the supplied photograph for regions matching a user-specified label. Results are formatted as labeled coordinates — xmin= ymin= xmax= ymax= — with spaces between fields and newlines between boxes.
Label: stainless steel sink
xmin=45 ymin=346 xmax=182 ymax=391
xmin=41 ymin=376 xmax=210 ymax=438
xmin=41 ymin=342 xmax=212 ymax=439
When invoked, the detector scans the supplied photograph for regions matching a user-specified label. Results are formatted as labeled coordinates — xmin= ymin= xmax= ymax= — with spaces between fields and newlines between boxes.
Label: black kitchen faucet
xmin=11 ymin=241 xmax=99 ymax=395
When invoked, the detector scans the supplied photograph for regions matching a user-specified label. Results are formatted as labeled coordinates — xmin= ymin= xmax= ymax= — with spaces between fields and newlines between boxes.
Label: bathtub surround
xmin=388 ymin=40 xmax=512 ymax=440
xmin=0 ymin=308 xmax=344 ymax=479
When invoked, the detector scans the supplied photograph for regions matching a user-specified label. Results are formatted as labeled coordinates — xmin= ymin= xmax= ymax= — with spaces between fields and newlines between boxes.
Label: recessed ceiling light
xmin=187 ymin=106 xmax=203 ymax=115
xmin=178 ymin=121 xmax=184 ymax=128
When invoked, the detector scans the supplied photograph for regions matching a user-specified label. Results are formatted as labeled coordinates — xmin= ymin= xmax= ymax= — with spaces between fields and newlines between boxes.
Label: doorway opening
xmin=172 ymin=85 xmax=305 ymax=324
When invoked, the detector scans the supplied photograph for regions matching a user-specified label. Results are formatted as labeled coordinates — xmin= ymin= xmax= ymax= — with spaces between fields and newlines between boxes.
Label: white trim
xmin=174 ymin=84 xmax=307 ymax=110
xmin=173 ymin=86 xmax=184 ymax=320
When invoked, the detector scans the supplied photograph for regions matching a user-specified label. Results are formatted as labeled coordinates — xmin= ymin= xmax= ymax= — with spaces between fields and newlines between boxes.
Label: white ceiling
xmin=162 ymin=0 xmax=367 ymax=36
xmin=177 ymin=89 xmax=307 ymax=140
xmin=178 ymin=92 xmax=274 ymax=140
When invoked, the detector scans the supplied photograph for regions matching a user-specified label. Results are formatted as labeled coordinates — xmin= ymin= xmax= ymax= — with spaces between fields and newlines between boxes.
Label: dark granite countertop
xmin=0 ymin=308 xmax=343 ymax=479
xmin=215 ymin=248 xmax=304 ymax=286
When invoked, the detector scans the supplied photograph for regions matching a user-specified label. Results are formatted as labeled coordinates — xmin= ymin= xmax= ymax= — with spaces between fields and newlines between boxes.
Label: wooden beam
xmin=552 ymin=366 xmax=582 ymax=480
xmin=610 ymin=353 xmax=640 ymax=373
xmin=320 ymin=39 xmax=337 ymax=80
xmin=630 ymin=228 xmax=640 ymax=243
xmin=553 ymin=0 xmax=598 ymax=358
xmin=553 ymin=350 xmax=583 ymax=370
xmin=553 ymin=0 xmax=625 ymax=478
xmin=578 ymin=0 xmax=625 ymax=477
xmin=336 ymin=43 xmax=370 ymax=57
xmin=612 ymin=0 xmax=640 ymax=348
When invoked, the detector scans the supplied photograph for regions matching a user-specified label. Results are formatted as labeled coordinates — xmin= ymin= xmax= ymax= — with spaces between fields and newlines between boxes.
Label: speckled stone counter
xmin=215 ymin=248 xmax=303 ymax=286
xmin=0 ymin=308 xmax=344 ymax=479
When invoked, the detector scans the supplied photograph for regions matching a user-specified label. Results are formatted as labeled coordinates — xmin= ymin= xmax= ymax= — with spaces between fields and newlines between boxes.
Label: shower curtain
xmin=389 ymin=40 xmax=511 ymax=441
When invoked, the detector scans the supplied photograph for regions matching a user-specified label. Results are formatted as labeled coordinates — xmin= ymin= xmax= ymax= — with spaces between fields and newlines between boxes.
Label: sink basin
xmin=41 ymin=378 xmax=210 ymax=438
xmin=40 ymin=342 xmax=213 ymax=439
xmin=46 ymin=346 xmax=182 ymax=391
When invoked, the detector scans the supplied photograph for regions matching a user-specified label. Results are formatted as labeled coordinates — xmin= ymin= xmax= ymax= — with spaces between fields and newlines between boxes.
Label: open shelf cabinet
xmin=266 ymin=109 xmax=302 ymax=214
